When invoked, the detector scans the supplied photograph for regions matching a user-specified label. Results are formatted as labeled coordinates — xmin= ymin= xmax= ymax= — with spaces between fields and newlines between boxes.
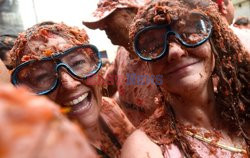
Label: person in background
xmin=83 ymin=0 xmax=160 ymax=127
xmin=234 ymin=16 xmax=250 ymax=29
xmin=0 ymin=84 xmax=98 ymax=158
xmin=9 ymin=22 xmax=135 ymax=158
xmin=213 ymin=0 xmax=235 ymax=25
xmin=0 ymin=34 xmax=17 ymax=70
xmin=212 ymin=0 xmax=250 ymax=56
xmin=122 ymin=0 xmax=249 ymax=157
xmin=83 ymin=0 xmax=144 ymax=53
xmin=232 ymin=16 xmax=250 ymax=55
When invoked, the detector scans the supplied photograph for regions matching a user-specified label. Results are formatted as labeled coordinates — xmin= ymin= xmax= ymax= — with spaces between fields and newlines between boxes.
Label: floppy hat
xmin=82 ymin=0 xmax=144 ymax=29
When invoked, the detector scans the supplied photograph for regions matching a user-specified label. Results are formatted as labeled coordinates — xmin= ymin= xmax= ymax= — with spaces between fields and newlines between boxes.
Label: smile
xmin=166 ymin=60 xmax=201 ymax=76
xmin=65 ymin=92 xmax=88 ymax=106
xmin=63 ymin=91 xmax=93 ymax=115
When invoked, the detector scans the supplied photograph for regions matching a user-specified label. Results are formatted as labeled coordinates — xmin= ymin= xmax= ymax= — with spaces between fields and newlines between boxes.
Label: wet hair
xmin=130 ymin=0 xmax=250 ymax=157
xmin=9 ymin=22 xmax=89 ymax=67
xmin=234 ymin=17 xmax=250 ymax=26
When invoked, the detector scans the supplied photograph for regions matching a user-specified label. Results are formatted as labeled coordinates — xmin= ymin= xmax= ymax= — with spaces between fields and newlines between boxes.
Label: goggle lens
xmin=134 ymin=13 xmax=212 ymax=61
xmin=12 ymin=45 xmax=101 ymax=94
xmin=136 ymin=28 xmax=166 ymax=60
xmin=173 ymin=13 xmax=211 ymax=45
xmin=16 ymin=60 xmax=57 ymax=94
xmin=61 ymin=47 xmax=100 ymax=77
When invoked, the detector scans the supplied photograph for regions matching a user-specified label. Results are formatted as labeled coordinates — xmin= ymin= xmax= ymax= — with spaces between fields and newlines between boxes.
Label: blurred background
xmin=233 ymin=0 xmax=250 ymax=18
xmin=0 ymin=0 xmax=249 ymax=62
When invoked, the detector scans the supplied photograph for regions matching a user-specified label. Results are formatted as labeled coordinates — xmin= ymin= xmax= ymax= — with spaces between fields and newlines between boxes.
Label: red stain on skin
xmin=199 ymin=73 xmax=203 ymax=78
xmin=134 ymin=87 xmax=138 ymax=93
xmin=147 ymin=84 xmax=151 ymax=89
xmin=136 ymin=98 xmax=143 ymax=106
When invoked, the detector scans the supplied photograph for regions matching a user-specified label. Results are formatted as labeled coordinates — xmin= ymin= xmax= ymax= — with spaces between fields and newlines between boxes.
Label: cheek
xmin=206 ymin=53 xmax=215 ymax=75
xmin=149 ymin=56 xmax=168 ymax=75
xmin=84 ymin=75 xmax=102 ymax=105
xmin=189 ymin=42 xmax=212 ymax=59
xmin=46 ymin=90 xmax=59 ymax=103
xmin=150 ymin=63 xmax=163 ymax=76
xmin=191 ymin=43 xmax=215 ymax=75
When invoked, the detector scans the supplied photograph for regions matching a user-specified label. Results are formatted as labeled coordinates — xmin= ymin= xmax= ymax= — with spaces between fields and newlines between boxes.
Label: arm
xmin=121 ymin=130 xmax=164 ymax=158
xmin=101 ymin=97 xmax=135 ymax=145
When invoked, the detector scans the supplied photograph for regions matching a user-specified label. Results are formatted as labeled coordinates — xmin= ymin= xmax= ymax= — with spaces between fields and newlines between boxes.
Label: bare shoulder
xmin=121 ymin=129 xmax=163 ymax=158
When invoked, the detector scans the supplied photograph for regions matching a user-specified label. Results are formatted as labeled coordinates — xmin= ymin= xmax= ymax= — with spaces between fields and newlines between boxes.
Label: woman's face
xmin=149 ymin=40 xmax=215 ymax=95
xmin=21 ymin=34 xmax=101 ymax=128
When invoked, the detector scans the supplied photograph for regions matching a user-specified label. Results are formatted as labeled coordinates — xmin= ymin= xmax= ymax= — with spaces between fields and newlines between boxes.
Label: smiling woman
xmin=9 ymin=22 xmax=135 ymax=158
xmin=121 ymin=0 xmax=250 ymax=157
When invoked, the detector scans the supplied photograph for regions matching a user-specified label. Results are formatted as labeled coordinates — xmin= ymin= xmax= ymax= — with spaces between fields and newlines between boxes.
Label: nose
xmin=167 ymin=42 xmax=187 ymax=62
xmin=59 ymin=70 xmax=81 ymax=90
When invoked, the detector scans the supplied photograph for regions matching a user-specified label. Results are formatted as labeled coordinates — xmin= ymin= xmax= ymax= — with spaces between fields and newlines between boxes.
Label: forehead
xmin=29 ymin=35 xmax=72 ymax=53
xmin=21 ymin=34 xmax=73 ymax=62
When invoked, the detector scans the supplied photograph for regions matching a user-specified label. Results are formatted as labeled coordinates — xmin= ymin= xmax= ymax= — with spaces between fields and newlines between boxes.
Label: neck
xmin=84 ymin=122 xmax=102 ymax=148
xmin=166 ymin=80 xmax=219 ymax=129
xmin=123 ymin=41 xmax=134 ymax=53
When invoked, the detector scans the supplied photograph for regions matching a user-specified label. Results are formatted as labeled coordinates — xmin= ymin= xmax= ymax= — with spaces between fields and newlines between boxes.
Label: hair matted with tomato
xmin=9 ymin=22 xmax=89 ymax=67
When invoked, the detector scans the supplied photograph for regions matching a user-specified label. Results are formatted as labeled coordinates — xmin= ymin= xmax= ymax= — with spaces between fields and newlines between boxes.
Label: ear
xmin=220 ymin=1 xmax=228 ymax=16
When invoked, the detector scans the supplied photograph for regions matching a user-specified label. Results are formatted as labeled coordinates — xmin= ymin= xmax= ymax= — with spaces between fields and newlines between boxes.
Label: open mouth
xmin=63 ymin=91 xmax=92 ymax=116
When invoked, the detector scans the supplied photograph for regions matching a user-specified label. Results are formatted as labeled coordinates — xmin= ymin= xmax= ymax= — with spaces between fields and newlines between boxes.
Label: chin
xmin=77 ymin=107 xmax=99 ymax=128
xmin=67 ymin=91 xmax=100 ymax=127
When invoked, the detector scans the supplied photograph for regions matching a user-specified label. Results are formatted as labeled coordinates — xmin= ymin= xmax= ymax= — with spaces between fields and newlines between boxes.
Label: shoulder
xmin=139 ymin=105 xmax=173 ymax=144
xmin=121 ymin=129 xmax=164 ymax=158
xmin=101 ymin=97 xmax=135 ymax=144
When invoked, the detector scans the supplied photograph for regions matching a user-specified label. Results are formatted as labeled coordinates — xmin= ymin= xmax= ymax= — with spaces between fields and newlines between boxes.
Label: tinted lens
xmin=173 ymin=13 xmax=211 ymax=45
xmin=62 ymin=46 xmax=100 ymax=78
xmin=16 ymin=60 xmax=57 ymax=93
xmin=135 ymin=27 xmax=166 ymax=59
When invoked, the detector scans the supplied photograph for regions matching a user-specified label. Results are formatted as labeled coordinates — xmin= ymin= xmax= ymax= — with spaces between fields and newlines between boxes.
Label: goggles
xmin=11 ymin=44 xmax=102 ymax=95
xmin=134 ymin=12 xmax=212 ymax=61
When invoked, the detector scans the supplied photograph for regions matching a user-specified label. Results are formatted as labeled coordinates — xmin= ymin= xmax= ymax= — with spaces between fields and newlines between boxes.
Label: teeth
xmin=65 ymin=93 xmax=88 ymax=106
